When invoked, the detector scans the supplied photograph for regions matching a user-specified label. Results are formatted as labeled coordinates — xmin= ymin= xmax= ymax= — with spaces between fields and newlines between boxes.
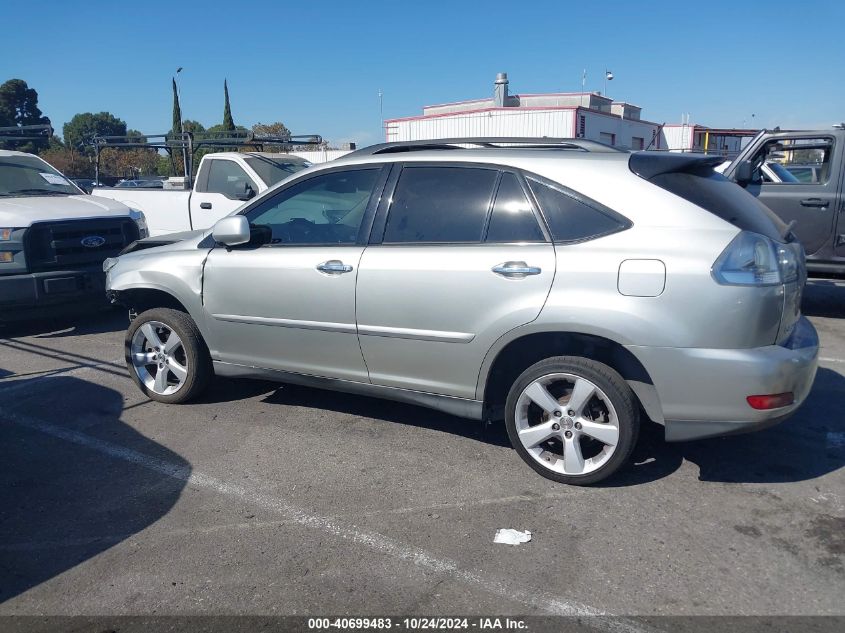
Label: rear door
xmin=190 ymin=158 xmax=259 ymax=230
xmin=355 ymin=164 xmax=556 ymax=400
xmin=737 ymin=133 xmax=842 ymax=257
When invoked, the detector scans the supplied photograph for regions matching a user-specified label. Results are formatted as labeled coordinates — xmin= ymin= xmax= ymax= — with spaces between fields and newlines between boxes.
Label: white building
xmin=385 ymin=73 xmax=756 ymax=155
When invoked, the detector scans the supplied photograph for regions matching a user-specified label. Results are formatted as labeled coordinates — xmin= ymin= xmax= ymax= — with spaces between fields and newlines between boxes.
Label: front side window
xmin=528 ymin=177 xmax=628 ymax=243
xmin=246 ymin=168 xmax=379 ymax=245
xmin=204 ymin=160 xmax=258 ymax=198
xmin=485 ymin=172 xmax=545 ymax=242
xmin=383 ymin=166 xmax=497 ymax=243
xmin=753 ymin=137 xmax=834 ymax=185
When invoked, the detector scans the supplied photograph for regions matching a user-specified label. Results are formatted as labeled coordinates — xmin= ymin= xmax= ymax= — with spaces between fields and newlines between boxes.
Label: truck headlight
xmin=103 ymin=257 xmax=119 ymax=273
xmin=129 ymin=210 xmax=149 ymax=238
xmin=0 ymin=228 xmax=17 ymax=241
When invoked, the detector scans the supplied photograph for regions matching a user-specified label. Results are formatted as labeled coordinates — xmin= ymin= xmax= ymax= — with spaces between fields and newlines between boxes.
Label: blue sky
xmin=2 ymin=0 xmax=843 ymax=146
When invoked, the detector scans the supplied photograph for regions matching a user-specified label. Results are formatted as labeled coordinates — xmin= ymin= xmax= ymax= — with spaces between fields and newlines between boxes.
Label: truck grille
xmin=24 ymin=218 xmax=140 ymax=272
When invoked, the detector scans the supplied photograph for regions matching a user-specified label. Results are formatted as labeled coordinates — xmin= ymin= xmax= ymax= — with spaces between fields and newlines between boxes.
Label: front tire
xmin=125 ymin=308 xmax=212 ymax=404
xmin=505 ymin=356 xmax=639 ymax=485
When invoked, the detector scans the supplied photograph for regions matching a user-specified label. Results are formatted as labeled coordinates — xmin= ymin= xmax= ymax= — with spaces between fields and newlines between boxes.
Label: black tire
xmin=505 ymin=356 xmax=639 ymax=485
xmin=125 ymin=308 xmax=212 ymax=404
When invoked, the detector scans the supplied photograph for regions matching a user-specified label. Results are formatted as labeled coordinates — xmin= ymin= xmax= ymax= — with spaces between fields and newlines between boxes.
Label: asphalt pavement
xmin=0 ymin=280 xmax=843 ymax=623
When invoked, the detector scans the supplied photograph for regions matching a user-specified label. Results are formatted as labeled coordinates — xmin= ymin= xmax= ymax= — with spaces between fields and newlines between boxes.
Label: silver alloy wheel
xmin=129 ymin=320 xmax=189 ymax=396
xmin=514 ymin=372 xmax=620 ymax=476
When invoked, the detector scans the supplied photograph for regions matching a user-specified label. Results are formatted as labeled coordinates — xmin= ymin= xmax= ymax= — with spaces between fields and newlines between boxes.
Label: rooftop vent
xmin=494 ymin=72 xmax=509 ymax=107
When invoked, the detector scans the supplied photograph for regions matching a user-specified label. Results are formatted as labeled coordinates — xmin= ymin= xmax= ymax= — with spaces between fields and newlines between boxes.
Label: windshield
xmin=244 ymin=156 xmax=310 ymax=187
xmin=0 ymin=154 xmax=81 ymax=196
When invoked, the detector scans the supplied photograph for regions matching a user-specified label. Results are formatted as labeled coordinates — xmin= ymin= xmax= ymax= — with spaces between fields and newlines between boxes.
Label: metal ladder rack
xmin=91 ymin=131 xmax=322 ymax=187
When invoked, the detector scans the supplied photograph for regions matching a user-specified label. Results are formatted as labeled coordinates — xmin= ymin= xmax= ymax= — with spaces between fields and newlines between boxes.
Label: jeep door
xmin=355 ymin=164 xmax=556 ymax=400
xmin=736 ymin=133 xmax=842 ymax=257
xmin=202 ymin=165 xmax=388 ymax=382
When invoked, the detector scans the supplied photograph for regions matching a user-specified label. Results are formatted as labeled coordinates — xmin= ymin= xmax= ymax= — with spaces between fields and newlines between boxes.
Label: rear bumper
xmin=0 ymin=267 xmax=108 ymax=318
xmin=626 ymin=316 xmax=819 ymax=441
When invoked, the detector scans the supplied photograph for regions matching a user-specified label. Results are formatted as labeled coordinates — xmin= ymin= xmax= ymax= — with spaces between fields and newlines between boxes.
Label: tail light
xmin=747 ymin=393 xmax=794 ymax=410
xmin=712 ymin=231 xmax=799 ymax=286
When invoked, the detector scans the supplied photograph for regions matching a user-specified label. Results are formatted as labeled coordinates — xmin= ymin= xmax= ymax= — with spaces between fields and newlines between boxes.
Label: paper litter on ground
xmin=493 ymin=528 xmax=532 ymax=545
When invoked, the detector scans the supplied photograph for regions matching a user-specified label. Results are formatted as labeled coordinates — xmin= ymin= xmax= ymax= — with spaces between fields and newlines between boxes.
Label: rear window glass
xmin=649 ymin=171 xmax=786 ymax=241
xmin=527 ymin=178 xmax=628 ymax=242
xmin=383 ymin=166 xmax=497 ymax=243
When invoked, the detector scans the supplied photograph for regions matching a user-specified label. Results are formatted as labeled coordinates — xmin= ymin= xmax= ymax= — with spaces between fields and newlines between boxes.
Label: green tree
xmin=222 ymin=79 xmax=235 ymax=131
xmin=62 ymin=112 xmax=127 ymax=155
xmin=252 ymin=121 xmax=293 ymax=151
xmin=171 ymin=78 xmax=182 ymax=135
xmin=0 ymin=79 xmax=51 ymax=152
xmin=182 ymin=119 xmax=206 ymax=135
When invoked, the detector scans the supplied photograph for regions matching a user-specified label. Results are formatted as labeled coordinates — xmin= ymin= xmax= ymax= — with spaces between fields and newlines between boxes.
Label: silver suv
xmin=105 ymin=138 xmax=819 ymax=485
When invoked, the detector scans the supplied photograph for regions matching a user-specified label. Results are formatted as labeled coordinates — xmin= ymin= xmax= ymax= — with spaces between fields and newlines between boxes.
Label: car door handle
xmin=317 ymin=260 xmax=353 ymax=274
xmin=800 ymin=198 xmax=828 ymax=208
xmin=200 ymin=202 xmax=212 ymax=209
xmin=492 ymin=261 xmax=542 ymax=278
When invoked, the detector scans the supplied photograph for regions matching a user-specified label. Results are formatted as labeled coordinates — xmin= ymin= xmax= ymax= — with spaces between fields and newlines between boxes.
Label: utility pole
xmin=378 ymin=89 xmax=384 ymax=141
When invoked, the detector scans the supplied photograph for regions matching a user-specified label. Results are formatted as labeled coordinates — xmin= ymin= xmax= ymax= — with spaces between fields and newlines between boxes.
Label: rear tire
xmin=125 ymin=308 xmax=211 ymax=404
xmin=505 ymin=356 xmax=639 ymax=485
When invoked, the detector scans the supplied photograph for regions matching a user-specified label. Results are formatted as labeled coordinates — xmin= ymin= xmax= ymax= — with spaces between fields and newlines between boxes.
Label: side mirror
xmin=236 ymin=181 xmax=256 ymax=201
xmin=734 ymin=161 xmax=756 ymax=187
xmin=212 ymin=215 xmax=250 ymax=246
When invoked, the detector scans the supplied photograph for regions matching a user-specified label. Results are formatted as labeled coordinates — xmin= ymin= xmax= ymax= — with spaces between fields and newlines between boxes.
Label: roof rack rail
xmin=0 ymin=124 xmax=54 ymax=142
xmin=346 ymin=137 xmax=626 ymax=157
xmin=91 ymin=131 xmax=323 ymax=187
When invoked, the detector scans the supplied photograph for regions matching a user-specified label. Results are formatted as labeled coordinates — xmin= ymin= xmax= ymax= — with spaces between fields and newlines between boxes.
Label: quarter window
xmin=485 ymin=172 xmax=545 ymax=242
xmin=383 ymin=167 xmax=497 ymax=243
xmin=527 ymin=178 xmax=627 ymax=242
xmin=246 ymin=169 xmax=379 ymax=245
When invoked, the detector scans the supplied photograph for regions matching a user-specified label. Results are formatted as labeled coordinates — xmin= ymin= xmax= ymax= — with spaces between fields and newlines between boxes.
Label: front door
xmin=203 ymin=165 xmax=386 ymax=382
xmin=190 ymin=158 xmax=259 ymax=230
xmin=355 ymin=165 xmax=556 ymax=400
xmin=741 ymin=133 xmax=842 ymax=257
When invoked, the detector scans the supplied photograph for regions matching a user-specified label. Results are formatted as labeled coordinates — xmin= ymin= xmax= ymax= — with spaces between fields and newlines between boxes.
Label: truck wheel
xmin=125 ymin=308 xmax=211 ymax=404
xmin=505 ymin=356 xmax=639 ymax=485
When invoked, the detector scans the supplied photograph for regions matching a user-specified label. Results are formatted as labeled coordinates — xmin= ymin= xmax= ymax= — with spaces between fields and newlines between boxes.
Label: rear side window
xmin=649 ymin=171 xmax=785 ymax=241
xmin=527 ymin=177 xmax=628 ymax=242
xmin=383 ymin=166 xmax=497 ymax=243
xmin=485 ymin=173 xmax=545 ymax=242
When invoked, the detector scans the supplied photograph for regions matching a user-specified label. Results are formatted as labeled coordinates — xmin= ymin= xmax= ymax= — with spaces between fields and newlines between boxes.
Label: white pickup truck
xmin=93 ymin=152 xmax=311 ymax=236
xmin=0 ymin=149 xmax=146 ymax=320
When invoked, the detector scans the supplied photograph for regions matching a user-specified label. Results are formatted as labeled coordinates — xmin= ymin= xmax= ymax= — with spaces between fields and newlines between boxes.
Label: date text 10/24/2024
xmin=308 ymin=617 xmax=528 ymax=630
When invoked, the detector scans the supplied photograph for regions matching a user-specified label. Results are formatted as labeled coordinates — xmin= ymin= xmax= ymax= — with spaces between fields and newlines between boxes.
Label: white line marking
xmin=1 ymin=410 xmax=652 ymax=633
xmin=819 ymin=357 xmax=844 ymax=364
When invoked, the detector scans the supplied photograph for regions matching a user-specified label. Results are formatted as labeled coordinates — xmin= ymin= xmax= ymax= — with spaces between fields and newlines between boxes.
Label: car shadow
xmin=261 ymin=382 xmax=512 ymax=447
xmin=600 ymin=366 xmax=845 ymax=486
xmin=0 ymin=375 xmax=189 ymax=603
xmin=247 ymin=368 xmax=843 ymax=487
xmin=802 ymin=278 xmax=845 ymax=318
xmin=0 ymin=306 xmax=126 ymax=339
